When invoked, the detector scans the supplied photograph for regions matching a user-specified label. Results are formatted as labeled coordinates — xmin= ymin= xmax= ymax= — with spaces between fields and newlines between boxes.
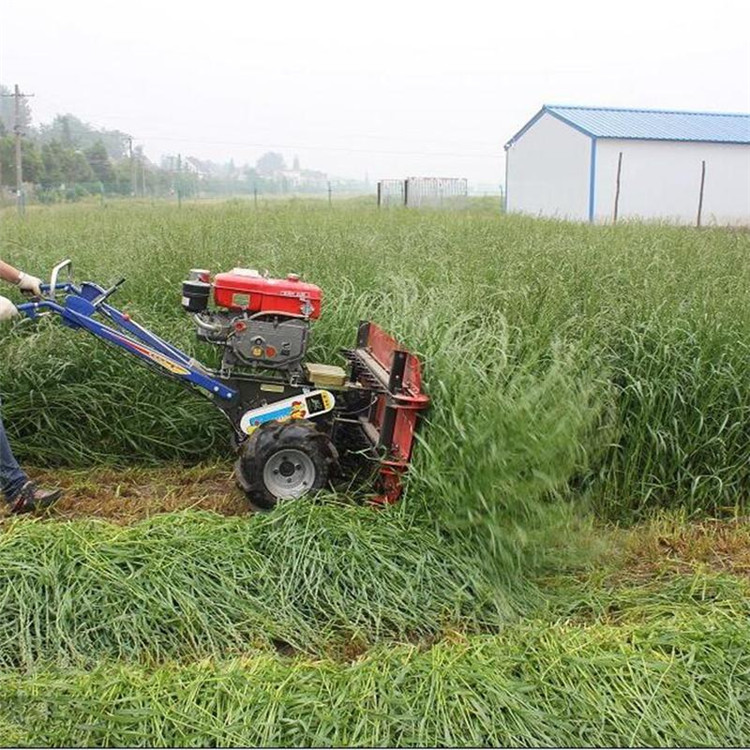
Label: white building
xmin=504 ymin=105 xmax=750 ymax=225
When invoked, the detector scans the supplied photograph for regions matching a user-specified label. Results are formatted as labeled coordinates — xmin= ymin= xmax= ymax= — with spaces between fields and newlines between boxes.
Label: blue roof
xmin=506 ymin=105 xmax=750 ymax=147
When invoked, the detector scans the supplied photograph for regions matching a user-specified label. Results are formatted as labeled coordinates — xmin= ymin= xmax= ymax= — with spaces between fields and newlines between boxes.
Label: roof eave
xmin=504 ymin=106 xmax=547 ymax=150
xmin=504 ymin=105 xmax=597 ymax=149
xmin=588 ymin=135 xmax=750 ymax=145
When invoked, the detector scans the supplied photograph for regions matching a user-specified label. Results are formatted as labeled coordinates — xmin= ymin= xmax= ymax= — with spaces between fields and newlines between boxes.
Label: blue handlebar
xmin=16 ymin=281 xmax=237 ymax=402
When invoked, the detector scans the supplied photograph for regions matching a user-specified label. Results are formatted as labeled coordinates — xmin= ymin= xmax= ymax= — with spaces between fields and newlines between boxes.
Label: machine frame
xmin=17 ymin=260 xmax=430 ymax=504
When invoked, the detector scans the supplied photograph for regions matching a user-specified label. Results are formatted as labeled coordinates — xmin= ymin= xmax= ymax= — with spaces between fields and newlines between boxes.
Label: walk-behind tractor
xmin=16 ymin=260 xmax=430 ymax=509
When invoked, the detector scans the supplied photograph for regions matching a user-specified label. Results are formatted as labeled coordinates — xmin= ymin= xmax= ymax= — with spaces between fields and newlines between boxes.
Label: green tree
xmin=85 ymin=140 xmax=115 ymax=184
xmin=39 ymin=114 xmax=128 ymax=159
xmin=40 ymin=141 xmax=65 ymax=187
xmin=63 ymin=150 xmax=94 ymax=184
xmin=60 ymin=116 xmax=74 ymax=148
xmin=256 ymin=151 xmax=285 ymax=175
xmin=20 ymin=139 xmax=44 ymax=184
xmin=0 ymin=136 xmax=44 ymax=186
xmin=112 ymin=159 xmax=134 ymax=195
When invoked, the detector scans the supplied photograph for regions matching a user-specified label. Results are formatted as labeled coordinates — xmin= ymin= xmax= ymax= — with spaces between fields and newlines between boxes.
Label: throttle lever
xmin=93 ymin=277 xmax=126 ymax=307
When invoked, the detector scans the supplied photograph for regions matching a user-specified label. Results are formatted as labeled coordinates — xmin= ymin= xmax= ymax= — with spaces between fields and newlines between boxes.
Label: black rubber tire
xmin=234 ymin=419 xmax=339 ymax=510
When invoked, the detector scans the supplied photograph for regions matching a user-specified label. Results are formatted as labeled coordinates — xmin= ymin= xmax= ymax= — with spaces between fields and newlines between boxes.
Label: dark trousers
xmin=0 ymin=401 xmax=27 ymax=501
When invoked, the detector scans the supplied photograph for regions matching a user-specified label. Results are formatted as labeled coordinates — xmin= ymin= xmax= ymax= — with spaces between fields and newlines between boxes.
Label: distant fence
xmin=378 ymin=177 xmax=468 ymax=208
xmin=377 ymin=179 xmax=406 ymax=207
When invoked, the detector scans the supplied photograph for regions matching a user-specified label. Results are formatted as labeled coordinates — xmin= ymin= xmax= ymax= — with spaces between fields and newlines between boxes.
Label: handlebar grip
xmin=49 ymin=259 xmax=73 ymax=301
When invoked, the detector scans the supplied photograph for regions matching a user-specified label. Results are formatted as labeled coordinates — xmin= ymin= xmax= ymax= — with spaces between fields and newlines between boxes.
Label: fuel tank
xmin=212 ymin=268 xmax=322 ymax=319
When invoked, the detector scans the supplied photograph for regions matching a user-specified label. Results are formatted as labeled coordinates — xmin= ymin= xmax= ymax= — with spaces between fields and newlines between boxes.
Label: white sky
xmin=2 ymin=0 xmax=749 ymax=187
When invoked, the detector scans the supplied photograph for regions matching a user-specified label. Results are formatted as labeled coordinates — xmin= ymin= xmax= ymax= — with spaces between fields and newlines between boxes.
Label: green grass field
xmin=1 ymin=197 xmax=749 ymax=745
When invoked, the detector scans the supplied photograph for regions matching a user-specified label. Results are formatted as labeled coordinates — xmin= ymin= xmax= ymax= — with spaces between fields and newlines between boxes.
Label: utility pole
xmin=14 ymin=85 xmax=24 ymax=213
xmin=697 ymin=160 xmax=706 ymax=228
xmin=127 ymin=136 xmax=136 ymax=197
xmin=613 ymin=152 xmax=623 ymax=224
xmin=2 ymin=84 xmax=34 ymax=216
xmin=140 ymin=153 xmax=146 ymax=198
xmin=176 ymin=153 xmax=182 ymax=208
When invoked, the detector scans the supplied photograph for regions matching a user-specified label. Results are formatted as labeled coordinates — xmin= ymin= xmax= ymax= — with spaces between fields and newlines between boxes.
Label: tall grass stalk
xmin=5 ymin=201 xmax=746 ymax=520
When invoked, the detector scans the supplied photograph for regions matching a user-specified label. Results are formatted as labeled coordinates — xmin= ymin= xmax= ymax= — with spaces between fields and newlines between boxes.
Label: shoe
xmin=9 ymin=481 xmax=63 ymax=515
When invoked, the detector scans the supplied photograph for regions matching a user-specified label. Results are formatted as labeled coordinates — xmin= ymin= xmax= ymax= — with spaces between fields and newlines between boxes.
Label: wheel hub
xmin=263 ymin=448 xmax=316 ymax=499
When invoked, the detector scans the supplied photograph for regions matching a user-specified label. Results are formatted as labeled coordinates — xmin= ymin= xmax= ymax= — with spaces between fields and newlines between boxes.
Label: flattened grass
xmin=0 ymin=505 xmax=511 ymax=668
xmin=1 ymin=611 xmax=748 ymax=747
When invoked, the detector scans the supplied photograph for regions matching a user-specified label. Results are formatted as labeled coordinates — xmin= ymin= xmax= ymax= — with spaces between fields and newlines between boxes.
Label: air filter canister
xmin=188 ymin=268 xmax=211 ymax=282
xmin=182 ymin=280 xmax=211 ymax=312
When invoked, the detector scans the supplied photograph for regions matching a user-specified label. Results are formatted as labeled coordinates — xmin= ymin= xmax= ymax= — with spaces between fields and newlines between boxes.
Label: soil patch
xmin=5 ymin=462 xmax=250 ymax=524
xmin=617 ymin=515 xmax=750 ymax=579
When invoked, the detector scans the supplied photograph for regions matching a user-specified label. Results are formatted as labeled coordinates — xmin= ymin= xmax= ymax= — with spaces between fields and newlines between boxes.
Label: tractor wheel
xmin=234 ymin=419 xmax=339 ymax=510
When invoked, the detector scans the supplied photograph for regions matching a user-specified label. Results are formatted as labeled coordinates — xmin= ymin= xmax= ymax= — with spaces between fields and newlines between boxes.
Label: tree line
xmin=1 ymin=84 xmax=369 ymax=203
xmin=0 ymin=92 xmax=181 ymax=203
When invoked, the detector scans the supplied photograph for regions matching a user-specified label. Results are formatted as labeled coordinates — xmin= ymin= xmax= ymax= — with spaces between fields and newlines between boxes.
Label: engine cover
xmin=195 ymin=311 xmax=310 ymax=372
xmin=229 ymin=318 xmax=309 ymax=369
xmin=212 ymin=268 xmax=322 ymax=319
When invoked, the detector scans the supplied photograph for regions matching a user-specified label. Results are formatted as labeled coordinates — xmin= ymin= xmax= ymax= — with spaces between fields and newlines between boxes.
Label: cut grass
xmin=0 ymin=505 xmax=513 ymax=668
xmin=1 ymin=612 xmax=748 ymax=747
xmin=0 ymin=484 xmax=746 ymax=669
xmin=0 ymin=475 xmax=746 ymax=745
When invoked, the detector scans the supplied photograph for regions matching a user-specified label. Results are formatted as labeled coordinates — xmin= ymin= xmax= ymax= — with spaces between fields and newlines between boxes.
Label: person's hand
xmin=0 ymin=295 xmax=18 ymax=322
xmin=16 ymin=272 xmax=43 ymax=297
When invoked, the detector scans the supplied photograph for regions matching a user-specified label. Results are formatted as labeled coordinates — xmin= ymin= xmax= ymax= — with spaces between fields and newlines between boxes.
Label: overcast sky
xmin=2 ymin=0 xmax=749 ymax=187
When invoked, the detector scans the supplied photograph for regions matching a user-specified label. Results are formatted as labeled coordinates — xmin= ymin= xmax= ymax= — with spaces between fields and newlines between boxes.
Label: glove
xmin=16 ymin=272 xmax=42 ymax=297
xmin=0 ymin=295 xmax=18 ymax=322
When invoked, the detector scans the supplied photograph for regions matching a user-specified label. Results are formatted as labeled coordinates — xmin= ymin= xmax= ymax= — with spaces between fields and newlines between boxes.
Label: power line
xmin=29 ymin=95 xmax=503 ymax=157
xmin=127 ymin=134 xmax=502 ymax=159
xmin=35 ymin=119 xmax=502 ymax=159
xmin=30 ymin=117 xmax=501 ymax=160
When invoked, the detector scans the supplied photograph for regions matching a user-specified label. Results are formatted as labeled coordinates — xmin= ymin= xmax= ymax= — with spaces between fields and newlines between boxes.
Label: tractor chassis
xmin=17 ymin=264 xmax=429 ymax=505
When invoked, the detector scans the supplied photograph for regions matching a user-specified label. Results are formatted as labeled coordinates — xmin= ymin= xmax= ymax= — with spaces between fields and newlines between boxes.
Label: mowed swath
xmin=2 ymin=610 xmax=749 ymax=747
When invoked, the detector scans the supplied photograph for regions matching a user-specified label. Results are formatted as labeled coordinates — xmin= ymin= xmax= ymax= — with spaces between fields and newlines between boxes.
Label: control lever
xmin=93 ymin=278 xmax=126 ymax=307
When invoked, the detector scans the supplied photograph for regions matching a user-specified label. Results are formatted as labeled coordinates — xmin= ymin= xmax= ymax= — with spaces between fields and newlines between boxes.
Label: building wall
xmin=506 ymin=112 xmax=592 ymax=220
xmin=593 ymin=139 xmax=750 ymax=226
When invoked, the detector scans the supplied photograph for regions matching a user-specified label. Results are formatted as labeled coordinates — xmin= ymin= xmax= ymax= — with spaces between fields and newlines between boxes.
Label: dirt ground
xmin=6 ymin=461 xmax=251 ymax=524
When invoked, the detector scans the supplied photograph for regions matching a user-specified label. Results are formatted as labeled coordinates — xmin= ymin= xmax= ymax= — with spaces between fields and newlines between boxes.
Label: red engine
xmin=182 ymin=268 xmax=321 ymax=374
xmin=212 ymin=268 xmax=322 ymax=319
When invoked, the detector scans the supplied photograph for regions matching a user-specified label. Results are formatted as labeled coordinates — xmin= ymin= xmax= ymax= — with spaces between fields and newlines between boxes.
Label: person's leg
xmin=0 ymin=394 xmax=64 ymax=512
xmin=0 ymin=410 xmax=28 ymax=502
